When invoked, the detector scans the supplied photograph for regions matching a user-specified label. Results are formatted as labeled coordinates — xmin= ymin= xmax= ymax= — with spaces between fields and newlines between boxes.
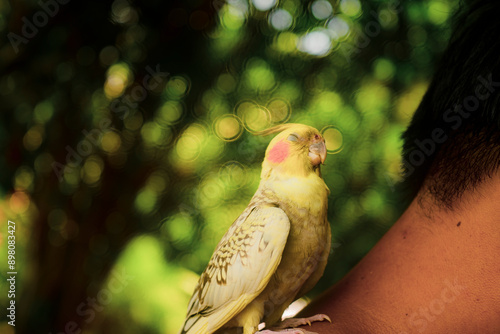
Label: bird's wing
xmin=180 ymin=205 xmax=290 ymax=334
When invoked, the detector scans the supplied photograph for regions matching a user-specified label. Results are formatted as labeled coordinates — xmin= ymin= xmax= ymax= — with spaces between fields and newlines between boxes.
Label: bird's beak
xmin=309 ymin=141 xmax=327 ymax=166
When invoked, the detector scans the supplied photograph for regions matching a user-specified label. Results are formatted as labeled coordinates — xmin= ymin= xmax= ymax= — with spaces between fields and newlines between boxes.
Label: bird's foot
xmin=278 ymin=314 xmax=331 ymax=328
xmin=257 ymin=314 xmax=331 ymax=334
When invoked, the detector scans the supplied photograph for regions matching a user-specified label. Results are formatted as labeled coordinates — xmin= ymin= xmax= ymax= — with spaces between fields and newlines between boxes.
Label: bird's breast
xmin=248 ymin=176 xmax=330 ymax=323
xmin=264 ymin=177 xmax=329 ymax=281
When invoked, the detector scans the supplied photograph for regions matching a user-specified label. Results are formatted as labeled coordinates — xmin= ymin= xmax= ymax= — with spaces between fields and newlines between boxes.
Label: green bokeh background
xmin=0 ymin=0 xmax=457 ymax=333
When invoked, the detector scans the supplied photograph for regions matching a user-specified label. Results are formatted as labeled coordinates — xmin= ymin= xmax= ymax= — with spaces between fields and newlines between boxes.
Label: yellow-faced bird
xmin=179 ymin=123 xmax=331 ymax=334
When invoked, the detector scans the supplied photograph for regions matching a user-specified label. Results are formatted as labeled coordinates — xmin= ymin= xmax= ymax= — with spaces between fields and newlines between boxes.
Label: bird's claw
xmin=258 ymin=314 xmax=331 ymax=334
xmin=275 ymin=314 xmax=331 ymax=329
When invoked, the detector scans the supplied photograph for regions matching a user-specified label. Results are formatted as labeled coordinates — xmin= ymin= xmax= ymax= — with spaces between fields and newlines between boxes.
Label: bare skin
xmin=297 ymin=172 xmax=500 ymax=333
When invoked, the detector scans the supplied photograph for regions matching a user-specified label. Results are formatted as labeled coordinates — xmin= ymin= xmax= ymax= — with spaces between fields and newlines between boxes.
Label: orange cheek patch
xmin=268 ymin=140 xmax=289 ymax=163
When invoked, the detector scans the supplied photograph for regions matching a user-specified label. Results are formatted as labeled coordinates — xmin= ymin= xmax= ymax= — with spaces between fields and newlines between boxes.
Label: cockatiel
xmin=179 ymin=123 xmax=331 ymax=334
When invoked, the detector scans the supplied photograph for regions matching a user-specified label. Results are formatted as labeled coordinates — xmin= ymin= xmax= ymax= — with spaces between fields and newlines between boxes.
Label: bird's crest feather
xmin=255 ymin=123 xmax=301 ymax=136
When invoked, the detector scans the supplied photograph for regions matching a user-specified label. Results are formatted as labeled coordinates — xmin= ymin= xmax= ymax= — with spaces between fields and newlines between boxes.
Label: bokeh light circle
xmin=175 ymin=124 xmax=208 ymax=162
xmin=266 ymin=98 xmax=292 ymax=124
xmin=326 ymin=16 xmax=351 ymax=40
xmin=311 ymin=0 xmax=333 ymax=20
xmin=9 ymin=191 xmax=30 ymax=214
xmin=252 ymin=0 xmax=277 ymax=11
xmin=340 ymin=0 xmax=362 ymax=17
xmin=165 ymin=76 xmax=191 ymax=99
xmin=297 ymin=29 xmax=333 ymax=57
xmin=269 ymin=9 xmax=293 ymax=31
xmin=214 ymin=114 xmax=243 ymax=142
xmin=235 ymin=100 xmax=271 ymax=133
xmin=197 ymin=173 xmax=226 ymax=209
xmin=218 ymin=161 xmax=249 ymax=190
xmin=321 ymin=125 xmax=344 ymax=154
xmin=157 ymin=101 xmax=184 ymax=125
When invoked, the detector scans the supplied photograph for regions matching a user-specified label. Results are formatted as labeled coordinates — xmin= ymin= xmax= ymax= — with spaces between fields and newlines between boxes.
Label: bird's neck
xmin=258 ymin=172 xmax=329 ymax=218
xmin=261 ymin=156 xmax=316 ymax=180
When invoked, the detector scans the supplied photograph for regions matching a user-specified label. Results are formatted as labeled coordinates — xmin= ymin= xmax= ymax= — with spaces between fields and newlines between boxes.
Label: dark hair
xmin=400 ymin=0 xmax=500 ymax=208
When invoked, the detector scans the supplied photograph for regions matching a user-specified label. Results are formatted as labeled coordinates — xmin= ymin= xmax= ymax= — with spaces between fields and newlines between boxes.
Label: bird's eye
xmin=287 ymin=133 xmax=299 ymax=142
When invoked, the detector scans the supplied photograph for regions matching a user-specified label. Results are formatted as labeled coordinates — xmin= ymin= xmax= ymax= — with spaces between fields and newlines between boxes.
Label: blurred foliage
xmin=0 ymin=0 xmax=457 ymax=333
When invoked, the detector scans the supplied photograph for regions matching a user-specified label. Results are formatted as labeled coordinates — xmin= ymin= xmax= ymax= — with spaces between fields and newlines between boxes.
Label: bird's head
xmin=259 ymin=123 xmax=327 ymax=179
